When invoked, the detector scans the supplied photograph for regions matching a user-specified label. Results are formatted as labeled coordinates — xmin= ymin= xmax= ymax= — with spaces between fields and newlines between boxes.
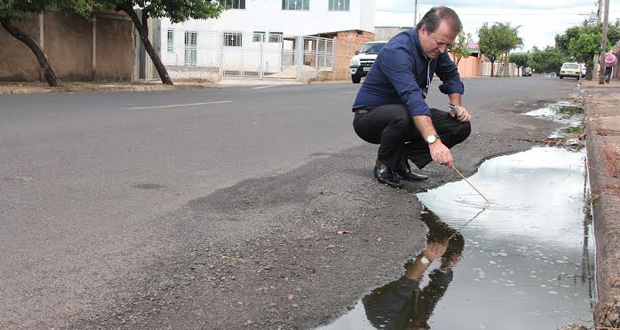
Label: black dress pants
xmin=353 ymin=104 xmax=471 ymax=170
xmin=605 ymin=66 xmax=613 ymax=83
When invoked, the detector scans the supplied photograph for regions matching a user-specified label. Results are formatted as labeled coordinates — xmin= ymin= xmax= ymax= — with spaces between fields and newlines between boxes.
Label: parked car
xmin=559 ymin=62 xmax=581 ymax=79
xmin=350 ymin=41 xmax=387 ymax=83
xmin=522 ymin=67 xmax=532 ymax=76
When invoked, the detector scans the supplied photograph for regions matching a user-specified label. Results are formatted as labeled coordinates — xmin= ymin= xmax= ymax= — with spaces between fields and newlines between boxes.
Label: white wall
xmin=357 ymin=0 xmax=375 ymax=33
xmin=213 ymin=0 xmax=373 ymax=35
xmin=161 ymin=0 xmax=374 ymax=41
xmin=159 ymin=0 xmax=374 ymax=74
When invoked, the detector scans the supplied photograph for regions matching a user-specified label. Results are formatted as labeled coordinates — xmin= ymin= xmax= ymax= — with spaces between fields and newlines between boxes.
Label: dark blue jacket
xmin=352 ymin=29 xmax=464 ymax=116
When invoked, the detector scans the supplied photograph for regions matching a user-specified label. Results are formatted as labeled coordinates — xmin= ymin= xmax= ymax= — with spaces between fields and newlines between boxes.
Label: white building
xmin=159 ymin=0 xmax=375 ymax=80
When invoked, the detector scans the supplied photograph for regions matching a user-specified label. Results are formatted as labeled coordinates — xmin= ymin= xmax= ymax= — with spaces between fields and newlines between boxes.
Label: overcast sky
xmin=375 ymin=0 xmax=619 ymax=50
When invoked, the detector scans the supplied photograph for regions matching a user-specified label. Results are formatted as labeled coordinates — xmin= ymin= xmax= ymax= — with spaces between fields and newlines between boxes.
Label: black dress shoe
xmin=396 ymin=170 xmax=429 ymax=181
xmin=374 ymin=163 xmax=401 ymax=187
xmin=396 ymin=159 xmax=429 ymax=181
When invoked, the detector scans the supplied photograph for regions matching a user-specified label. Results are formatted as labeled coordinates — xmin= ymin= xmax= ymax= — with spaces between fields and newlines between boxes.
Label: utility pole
xmin=592 ymin=0 xmax=603 ymax=79
xmin=598 ymin=0 xmax=610 ymax=84
xmin=414 ymin=0 xmax=418 ymax=26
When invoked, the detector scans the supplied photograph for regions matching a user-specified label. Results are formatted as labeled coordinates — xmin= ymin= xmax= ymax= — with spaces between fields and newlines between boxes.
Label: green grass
xmin=554 ymin=104 xmax=585 ymax=115
xmin=560 ymin=126 xmax=584 ymax=135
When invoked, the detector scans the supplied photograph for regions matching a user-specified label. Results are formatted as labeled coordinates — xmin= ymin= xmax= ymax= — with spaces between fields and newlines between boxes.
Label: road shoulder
xmin=582 ymin=80 xmax=620 ymax=328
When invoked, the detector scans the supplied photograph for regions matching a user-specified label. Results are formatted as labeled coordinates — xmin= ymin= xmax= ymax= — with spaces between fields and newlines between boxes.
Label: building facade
xmin=159 ymin=0 xmax=375 ymax=81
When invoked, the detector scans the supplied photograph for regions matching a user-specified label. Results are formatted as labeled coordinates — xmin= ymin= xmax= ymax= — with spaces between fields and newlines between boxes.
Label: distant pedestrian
xmin=351 ymin=6 xmax=471 ymax=188
xmin=604 ymin=51 xmax=617 ymax=84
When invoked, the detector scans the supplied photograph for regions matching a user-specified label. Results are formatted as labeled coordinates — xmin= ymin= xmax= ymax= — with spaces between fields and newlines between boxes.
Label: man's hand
xmin=444 ymin=254 xmax=463 ymax=268
xmin=423 ymin=240 xmax=449 ymax=262
xmin=429 ymin=140 xmax=453 ymax=167
xmin=449 ymin=104 xmax=471 ymax=122
xmin=404 ymin=240 xmax=449 ymax=280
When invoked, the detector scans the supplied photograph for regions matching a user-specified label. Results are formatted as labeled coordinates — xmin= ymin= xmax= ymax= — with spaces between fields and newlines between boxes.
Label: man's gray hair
xmin=416 ymin=6 xmax=462 ymax=34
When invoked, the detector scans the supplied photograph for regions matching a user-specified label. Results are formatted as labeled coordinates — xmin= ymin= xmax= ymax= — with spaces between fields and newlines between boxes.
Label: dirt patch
xmin=595 ymin=299 xmax=620 ymax=329
xmin=597 ymin=129 xmax=620 ymax=136
xmin=597 ymin=185 xmax=620 ymax=196
xmin=602 ymin=145 xmax=620 ymax=178
xmin=541 ymin=135 xmax=585 ymax=150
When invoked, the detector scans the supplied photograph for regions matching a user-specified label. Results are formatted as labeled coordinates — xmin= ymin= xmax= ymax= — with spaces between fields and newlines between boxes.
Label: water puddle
xmin=317 ymin=147 xmax=594 ymax=329
xmin=524 ymin=102 xmax=585 ymax=142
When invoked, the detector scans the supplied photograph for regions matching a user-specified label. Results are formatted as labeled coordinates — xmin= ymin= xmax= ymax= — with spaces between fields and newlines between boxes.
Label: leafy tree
xmin=97 ymin=0 xmax=225 ymax=85
xmin=478 ymin=22 xmax=522 ymax=77
xmin=569 ymin=33 xmax=607 ymax=79
xmin=502 ymin=24 xmax=523 ymax=76
xmin=555 ymin=20 xmax=620 ymax=79
xmin=555 ymin=25 xmax=582 ymax=56
xmin=449 ymin=31 xmax=471 ymax=67
xmin=0 ymin=0 xmax=97 ymax=86
xmin=529 ymin=46 xmax=567 ymax=74
xmin=569 ymin=33 xmax=602 ymax=62
xmin=607 ymin=19 xmax=620 ymax=48
xmin=477 ymin=23 xmax=501 ymax=77
xmin=509 ymin=52 xmax=530 ymax=75
xmin=556 ymin=20 xmax=620 ymax=56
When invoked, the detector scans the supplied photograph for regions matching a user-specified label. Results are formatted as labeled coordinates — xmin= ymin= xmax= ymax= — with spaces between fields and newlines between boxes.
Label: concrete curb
xmin=582 ymin=82 xmax=620 ymax=328
xmin=0 ymin=78 xmax=311 ymax=95
xmin=0 ymin=82 xmax=216 ymax=95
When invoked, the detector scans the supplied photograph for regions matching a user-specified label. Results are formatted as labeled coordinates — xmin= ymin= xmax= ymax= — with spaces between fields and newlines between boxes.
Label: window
xmin=224 ymin=32 xmax=243 ymax=47
xmin=253 ymin=31 xmax=265 ymax=42
xmin=184 ymin=31 xmax=198 ymax=66
xmin=167 ymin=29 xmax=174 ymax=52
xmin=328 ymin=0 xmax=349 ymax=11
xmin=282 ymin=0 xmax=309 ymax=10
xmin=219 ymin=0 xmax=246 ymax=9
xmin=268 ymin=32 xmax=283 ymax=43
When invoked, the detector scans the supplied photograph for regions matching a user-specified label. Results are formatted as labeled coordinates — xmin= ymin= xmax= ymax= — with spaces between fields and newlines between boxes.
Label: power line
xmin=376 ymin=9 xmax=620 ymax=15
xmin=376 ymin=9 xmax=603 ymax=16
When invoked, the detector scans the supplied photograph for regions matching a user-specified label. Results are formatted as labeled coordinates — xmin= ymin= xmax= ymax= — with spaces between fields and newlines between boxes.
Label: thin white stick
xmin=451 ymin=166 xmax=491 ymax=204
xmin=448 ymin=206 xmax=489 ymax=240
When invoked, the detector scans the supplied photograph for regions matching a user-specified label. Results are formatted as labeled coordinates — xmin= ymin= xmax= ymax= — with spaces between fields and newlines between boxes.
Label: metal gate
xmin=164 ymin=30 xmax=334 ymax=81
xmin=221 ymin=33 xmax=300 ymax=80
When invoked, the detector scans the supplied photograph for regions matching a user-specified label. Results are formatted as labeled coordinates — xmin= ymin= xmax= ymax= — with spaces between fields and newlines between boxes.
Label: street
xmin=1 ymin=77 xmax=578 ymax=329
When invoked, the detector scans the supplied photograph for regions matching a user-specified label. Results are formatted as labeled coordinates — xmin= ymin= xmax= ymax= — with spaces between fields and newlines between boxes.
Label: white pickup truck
xmin=349 ymin=41 xmax=388 ymax=83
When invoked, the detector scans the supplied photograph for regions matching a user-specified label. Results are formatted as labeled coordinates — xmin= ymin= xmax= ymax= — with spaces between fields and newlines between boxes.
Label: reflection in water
xmin=363 ymin=210 xmax=464 ymax=330
xmin=317 ymin=147 xmax=594 ymax=330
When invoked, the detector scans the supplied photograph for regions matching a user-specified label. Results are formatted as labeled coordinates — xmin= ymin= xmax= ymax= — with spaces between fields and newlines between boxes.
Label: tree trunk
xmin=490 ymin=60 xmax=495 ymax=77
xmin=1 ymin=18 xmax=60 ymax=87
xmin=590 ymin=54 xmax=597 ymax=81
xmin=121 ymin=5 xmax=173 ymax=85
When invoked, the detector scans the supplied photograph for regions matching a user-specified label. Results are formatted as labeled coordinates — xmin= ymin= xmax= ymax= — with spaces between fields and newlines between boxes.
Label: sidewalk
xmin=581 ymin=79 xmax=620 ymax=328
xmin=0 ymin=78 xmax=303 ymax=94
xmin=0 ymin=81 xmax=212 ymax=94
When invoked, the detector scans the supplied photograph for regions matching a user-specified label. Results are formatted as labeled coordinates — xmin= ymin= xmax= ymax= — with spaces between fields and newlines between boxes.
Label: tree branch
xmin=0 ymin=17 xmax=60 ymax=87
xmin=142 ymin=9 xmax=148 ymax=33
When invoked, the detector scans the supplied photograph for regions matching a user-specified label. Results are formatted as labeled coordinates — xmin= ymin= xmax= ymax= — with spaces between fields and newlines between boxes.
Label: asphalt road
xmin=0 ymin=77 xmax=579 ymax=329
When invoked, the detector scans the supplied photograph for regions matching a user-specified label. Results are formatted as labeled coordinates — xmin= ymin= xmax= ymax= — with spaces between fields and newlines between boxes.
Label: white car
xmin=559 ymin=62 xmax=581 ymax=79
xmin=350 ymin=41 xmax=387 ymax=83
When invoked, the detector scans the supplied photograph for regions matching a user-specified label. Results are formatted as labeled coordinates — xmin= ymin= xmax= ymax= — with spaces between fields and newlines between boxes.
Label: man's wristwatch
xmin=426 ymin=134 xmax=440 ymax=144
xmin=417 ymin=254 xmax=431 ymax=266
